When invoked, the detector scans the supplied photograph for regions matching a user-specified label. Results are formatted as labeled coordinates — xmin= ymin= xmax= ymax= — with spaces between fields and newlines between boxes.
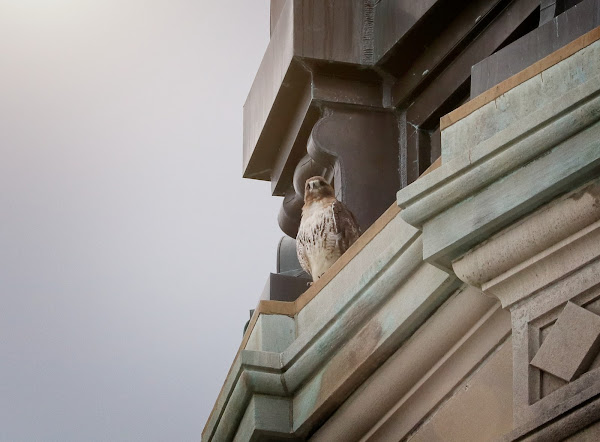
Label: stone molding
xmin=453 ymin=179 xmax=600 ymax=309
xmin=396 ymin=28 xmax=600 ymax=440
xmin=202 ymin=211 xmax=459 ymax=441
xmin=311 ymin=285 xmax=511 ymax=441
xmin=397 ymin=34 xmax=600 ymax=268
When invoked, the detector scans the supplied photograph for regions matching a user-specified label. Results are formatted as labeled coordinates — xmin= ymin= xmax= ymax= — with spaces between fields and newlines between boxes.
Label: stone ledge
xmin=203 ymin=157 xmax=444 ymax=441
xmin=453 ymin=178 xmax=600 ymax=309
xmin=397 ymin=34 xmax=600 ymax=267
xmin=501 ymin=385 xmax=600 ymax=441
xmin=398 ymin=73 xmax=600 ymax=222
xmin=202 ymin=209 xmax=459 ymax=441
xmin=309 ymin=285 xmax=510 ymax=441
xmin=452 ymin=179 xmax=600 ymax=290
xmin=440 ymin=26 xmax=600 ymax=131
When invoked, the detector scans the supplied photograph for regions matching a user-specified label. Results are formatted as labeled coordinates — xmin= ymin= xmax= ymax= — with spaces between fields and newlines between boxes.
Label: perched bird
xmin=296 ymin=176 xmax=360 ymax=281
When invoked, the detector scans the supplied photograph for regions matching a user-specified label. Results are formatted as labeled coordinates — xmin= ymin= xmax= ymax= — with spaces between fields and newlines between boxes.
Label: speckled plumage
xmin=296 ymin=176 xmax=360 ymax=281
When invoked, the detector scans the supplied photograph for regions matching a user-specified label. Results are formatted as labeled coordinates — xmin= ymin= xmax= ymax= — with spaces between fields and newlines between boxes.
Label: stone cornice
xmin=453 ymin=178 xmax=600 ymax=288
xmin=396 ymin=31 xmax=600 ymax=266
xmin=397 ymin=77 xmax=600 ymax=223
xmin=453 ymin=178 xmax=600 ymax=309
xmin=202 ymin=208 xmax=460 ymax=441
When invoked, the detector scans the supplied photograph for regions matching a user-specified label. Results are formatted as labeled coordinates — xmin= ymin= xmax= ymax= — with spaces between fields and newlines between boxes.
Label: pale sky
xmin=0 ymin=1 xmax=281 ymax=440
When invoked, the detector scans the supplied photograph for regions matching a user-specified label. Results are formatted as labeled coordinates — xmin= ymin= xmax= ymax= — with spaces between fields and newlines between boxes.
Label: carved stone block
xmin=531 ymin=302 xmax=600 ymax=382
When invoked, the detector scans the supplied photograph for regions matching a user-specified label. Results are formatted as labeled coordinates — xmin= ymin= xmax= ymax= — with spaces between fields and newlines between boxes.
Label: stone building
xmin=203 ymin=0 xmax=600 ymax=440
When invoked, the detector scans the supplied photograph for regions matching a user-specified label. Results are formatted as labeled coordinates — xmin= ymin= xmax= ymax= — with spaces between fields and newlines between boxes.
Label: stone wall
xmin=203 ymin=22 xmax=600 ymax=442
xmin=398 ymin=28 xmax=600 ymax=442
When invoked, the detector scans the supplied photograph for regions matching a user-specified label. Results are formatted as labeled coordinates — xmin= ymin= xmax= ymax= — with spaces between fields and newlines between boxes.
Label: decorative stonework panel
xmin=511 ymin=263 xmax=600 ymax=424
xmin=531 ymin=302 xmax=600 ymax=382
xmin=440 ymin=175 xmax=600 ymax=435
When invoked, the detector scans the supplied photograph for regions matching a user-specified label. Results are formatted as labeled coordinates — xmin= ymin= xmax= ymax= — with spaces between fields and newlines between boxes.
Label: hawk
xmin=296 ymin=176 xmax=360 ymax=281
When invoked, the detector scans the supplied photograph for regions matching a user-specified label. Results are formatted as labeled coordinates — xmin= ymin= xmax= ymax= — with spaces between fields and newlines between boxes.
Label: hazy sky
xmin=0 ymin=1 xmax=281 ymax=440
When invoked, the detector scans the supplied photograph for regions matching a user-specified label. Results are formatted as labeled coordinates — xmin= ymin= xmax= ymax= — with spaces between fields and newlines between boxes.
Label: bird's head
xmin=304 ymin=176 xmax=334 ymax=203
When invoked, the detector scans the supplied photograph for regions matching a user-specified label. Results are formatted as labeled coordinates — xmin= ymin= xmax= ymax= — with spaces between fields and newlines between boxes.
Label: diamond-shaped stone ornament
xmin=530 ymin=302 xmax=600 ymax=382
